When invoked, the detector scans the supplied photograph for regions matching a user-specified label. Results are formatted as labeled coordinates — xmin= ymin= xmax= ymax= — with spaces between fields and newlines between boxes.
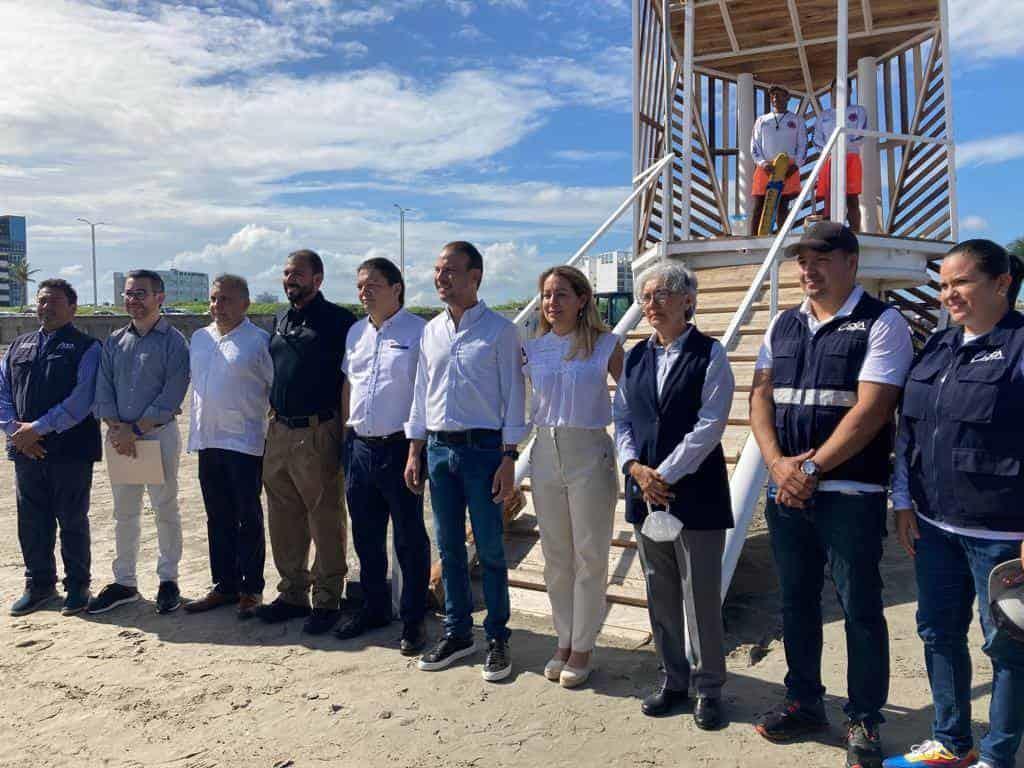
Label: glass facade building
xmin=0 ymin=215 xmax=28 ymax=308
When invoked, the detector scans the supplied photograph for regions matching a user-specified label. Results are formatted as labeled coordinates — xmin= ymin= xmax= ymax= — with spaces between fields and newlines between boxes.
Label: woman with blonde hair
xmin=523 ymin=264 xmax=624 ymax=687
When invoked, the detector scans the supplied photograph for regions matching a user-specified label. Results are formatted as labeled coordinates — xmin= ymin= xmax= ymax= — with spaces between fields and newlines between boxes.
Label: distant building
xmin=581 ymin=249 xmax=632 ymax=295
xmin=0 ymin=215 xmax=28 ymax=308
xmin=254 ymin=291 xmax=277 ymax=304
xmin=114 ymin=268 xmax=209 ymax=304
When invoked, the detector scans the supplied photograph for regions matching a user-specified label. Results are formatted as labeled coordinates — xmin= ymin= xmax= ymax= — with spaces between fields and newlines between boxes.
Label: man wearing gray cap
xmin=749 ymin=222 xmax=913 ymax=767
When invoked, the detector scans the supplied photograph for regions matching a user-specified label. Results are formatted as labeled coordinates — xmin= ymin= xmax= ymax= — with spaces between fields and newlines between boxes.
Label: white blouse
xmin=524 ymin=331 xmax=617 ymax=428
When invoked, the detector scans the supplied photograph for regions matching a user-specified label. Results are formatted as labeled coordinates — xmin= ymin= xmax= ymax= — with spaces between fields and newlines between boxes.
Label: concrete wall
xmin=0 ymin=314 xmax=276 ymax=345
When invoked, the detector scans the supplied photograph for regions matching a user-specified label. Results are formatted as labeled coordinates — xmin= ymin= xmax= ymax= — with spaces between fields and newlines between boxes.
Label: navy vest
xmin=770 ymin=291 xmax=893 ymax=484
xmin=900 ymin=310 xmax=1024 ymax=532
xmin=6 ymin=324 xmax=102 ymax=463
xmin=622 ymin=328 xmax=733 ymax=530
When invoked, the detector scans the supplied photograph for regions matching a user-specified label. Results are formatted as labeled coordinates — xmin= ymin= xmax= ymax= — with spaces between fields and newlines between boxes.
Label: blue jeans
xmin=346 ymin=436 xmax=430 ymax=625
xmin=765 ymin=490 xmax=889 ymax=725
xmin=914 ymin=517 xmax=1024 ymax=768
xmin=427 ymin=432 xmax=510 ymax=642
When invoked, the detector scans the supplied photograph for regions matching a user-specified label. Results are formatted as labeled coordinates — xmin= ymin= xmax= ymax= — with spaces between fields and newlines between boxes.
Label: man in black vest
xmin=0 ymin=279 xmax=101 ymax=616
xmin=749 ymin=222 xmax=913 ymax=768
xmin=613 ymin=261 xmax=735 ymax=729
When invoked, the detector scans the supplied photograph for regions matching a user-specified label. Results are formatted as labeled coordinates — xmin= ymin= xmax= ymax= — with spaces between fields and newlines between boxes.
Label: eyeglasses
xmin=122 ymin=290 xmax=152 ymax=300
xmin=639 ymin=289 xmax=676 ymax=306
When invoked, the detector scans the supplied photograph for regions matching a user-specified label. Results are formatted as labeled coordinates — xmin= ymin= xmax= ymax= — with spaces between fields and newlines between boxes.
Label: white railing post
xmin=719 ymin=127 xmax=841 ymax=352
xmin=680 ymin=0 xmax=695 ymax=239
xmin=938 ymin=0 xmax=959 ymax=241
xmin=834 ymin=0 xmax=849 ymax=226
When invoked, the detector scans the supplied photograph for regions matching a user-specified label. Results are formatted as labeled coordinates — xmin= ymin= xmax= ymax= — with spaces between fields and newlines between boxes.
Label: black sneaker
xmin=303 ymin=607 xmax=342 ymax=635
xmin=61 ymin=588 xmax=91 ymax=616
xmin=155 ymin=581 xmax=181 ymax=614
xmin=10 ymin=587 xmax=59 ymax=616
xmin=846 ymin=720 xmax=883 ymax=768
xmin=334 ymin=611 xmax=392 ymax=640
xmin=400 ymin=622 xmax=428 ymax=656
xmin=87 ymin=583 xmax=140 ymax=614
xmin=255 ymin=597 xmax=311 ymax=624
xmin=482 ymin=637 xmax=511 ymax=682
xmin=755 ymin=699 xmax=829 ymax=742
xmin=418 ymin=634 xmax=477 ymax=671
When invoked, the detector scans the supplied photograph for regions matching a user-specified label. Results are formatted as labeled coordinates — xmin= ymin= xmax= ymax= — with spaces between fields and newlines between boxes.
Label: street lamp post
xmin=393 ymin=204 xmax=413 ymax=277
xmin=76 ymin=218 xmax=110 ymax=306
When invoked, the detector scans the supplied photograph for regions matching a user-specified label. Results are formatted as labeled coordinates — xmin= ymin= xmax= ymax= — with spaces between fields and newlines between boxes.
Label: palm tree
xmin=9 ymin=260 xmax=39 ymax=312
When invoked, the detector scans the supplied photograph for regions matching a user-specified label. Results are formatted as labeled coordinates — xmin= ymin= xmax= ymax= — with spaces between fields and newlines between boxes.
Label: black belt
xmin=427 ymin=429 xmax=501 ymax=445
xmin=272 ymin=410 xmax=335 ymax=429
xmin=354 ymin=430 xmax=406 ymax=445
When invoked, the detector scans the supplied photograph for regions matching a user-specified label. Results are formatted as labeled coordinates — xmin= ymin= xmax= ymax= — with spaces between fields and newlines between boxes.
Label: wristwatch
xmin=502 ymin=448 xmax=520 ymax=461
xmin=800 ymin=459 xmax=820 ymax=477
xmin=131 ymin=423 xmax=144 ymax=437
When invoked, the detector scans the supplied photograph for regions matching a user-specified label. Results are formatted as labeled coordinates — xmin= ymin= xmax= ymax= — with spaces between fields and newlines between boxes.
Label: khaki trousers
xmin=531 ymin=426 xmax=618 ymax=652
xmin=263 ymin=416 xmax=348 ymax=609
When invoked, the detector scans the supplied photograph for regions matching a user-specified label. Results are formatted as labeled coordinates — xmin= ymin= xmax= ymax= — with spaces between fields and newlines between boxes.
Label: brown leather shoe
xmin=183 ymin=590 xmax=239 ymax=614
xmin=237 ymin=593 xmax=263 ymax=619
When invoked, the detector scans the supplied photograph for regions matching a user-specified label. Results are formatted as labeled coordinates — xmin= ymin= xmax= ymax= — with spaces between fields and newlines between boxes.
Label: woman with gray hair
xmin=612 ymin=260 xmax=735 ymax=729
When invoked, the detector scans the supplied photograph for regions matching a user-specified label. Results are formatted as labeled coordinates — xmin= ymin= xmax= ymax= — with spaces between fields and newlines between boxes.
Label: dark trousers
xmin=914 ymin=518 xmax=1024 ymax=768
xmin=765 ymin=490 xmax=890 ymax=725
xmin=197 ymin=448 xmax=266 ymax=595
xmin=345 ymin=435 xmax=430 ymax=625
xmin=14 ymin=459 xmax=93 ymax=592
xmin=427 ymin=432 xmax=510 ymax=642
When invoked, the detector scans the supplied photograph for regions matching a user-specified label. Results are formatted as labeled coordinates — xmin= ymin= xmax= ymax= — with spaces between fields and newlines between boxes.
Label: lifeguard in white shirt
xmin=750 ymin=84 xmax=808 ymax=235
xmin=814 ymin=93 xmax=868 ymax=232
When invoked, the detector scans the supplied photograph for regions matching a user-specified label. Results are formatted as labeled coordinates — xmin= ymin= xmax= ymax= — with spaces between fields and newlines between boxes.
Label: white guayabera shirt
xmin=188 ymin=318 xmax=273 ymax=456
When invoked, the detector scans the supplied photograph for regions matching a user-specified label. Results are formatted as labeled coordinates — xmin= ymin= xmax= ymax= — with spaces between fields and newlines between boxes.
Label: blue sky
xmin=1 ymin=0 xmax=1021 ymax=306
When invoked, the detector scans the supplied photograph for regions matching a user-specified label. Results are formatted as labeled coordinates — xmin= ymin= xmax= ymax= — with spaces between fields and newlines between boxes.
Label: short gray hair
xmin=212 ymin=273 xmax=250 ymax=301
xmin=635 ymin=261 xmax=698 ymax=320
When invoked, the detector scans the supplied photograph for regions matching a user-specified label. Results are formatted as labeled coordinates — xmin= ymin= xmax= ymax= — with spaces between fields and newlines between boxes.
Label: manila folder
xmin=107 ymin=440 xmax=165 ymax=485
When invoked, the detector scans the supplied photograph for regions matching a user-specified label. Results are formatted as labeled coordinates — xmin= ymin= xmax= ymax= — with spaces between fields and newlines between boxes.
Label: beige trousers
xmin=531 ymin=426 xmax=618 ymax=651
xmin=263 ymin=416 xmax=348 ymax=609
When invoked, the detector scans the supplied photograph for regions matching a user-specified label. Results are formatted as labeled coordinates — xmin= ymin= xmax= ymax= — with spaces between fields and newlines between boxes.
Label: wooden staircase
xmin=504 ymin=261 xmax=804 ymax=639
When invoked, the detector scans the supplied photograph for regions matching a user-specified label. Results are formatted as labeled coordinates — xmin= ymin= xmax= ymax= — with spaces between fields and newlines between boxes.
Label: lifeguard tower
xmin=499 ymin=0 xmax=956 ymax=637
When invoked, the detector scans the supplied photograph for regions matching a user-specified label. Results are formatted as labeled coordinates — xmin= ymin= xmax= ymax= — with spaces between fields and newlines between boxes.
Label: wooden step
xmin=507 ymin=587 xmax=652 ymax=643
xmin=694 ymin=262 xmax=801 ymax=290
xmin=505 ymin=535 xmax=648 ymax=607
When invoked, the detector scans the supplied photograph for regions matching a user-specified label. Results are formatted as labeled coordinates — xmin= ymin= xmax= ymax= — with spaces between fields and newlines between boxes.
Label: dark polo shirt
xmin=269 ymin=292 xmax=357 ymax=419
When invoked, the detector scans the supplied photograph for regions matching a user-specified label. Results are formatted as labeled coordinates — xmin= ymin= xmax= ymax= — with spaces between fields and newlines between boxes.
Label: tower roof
xmin=671 ymin=0 xmax=941 ymax=92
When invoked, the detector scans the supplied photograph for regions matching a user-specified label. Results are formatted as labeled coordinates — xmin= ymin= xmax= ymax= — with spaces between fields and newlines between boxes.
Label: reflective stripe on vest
xmin=773 ymin=387 xmax=859 ymax=407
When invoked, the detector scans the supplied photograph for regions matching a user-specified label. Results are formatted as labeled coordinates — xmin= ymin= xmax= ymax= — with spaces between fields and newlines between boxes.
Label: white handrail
xmin=511 ymin=152 xmax=676 ymax=332
xmin=718 ymin=125 xmax=843 ymax=352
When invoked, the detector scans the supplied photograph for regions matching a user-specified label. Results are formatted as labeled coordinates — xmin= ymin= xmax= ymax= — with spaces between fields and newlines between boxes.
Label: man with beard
xmin=1 ymin=279 xmax=101 ymax=616
xmin=257 ymin=249 xmax=357 ymax=635
xmin=90 ymin=269 xmax=191 ymax=615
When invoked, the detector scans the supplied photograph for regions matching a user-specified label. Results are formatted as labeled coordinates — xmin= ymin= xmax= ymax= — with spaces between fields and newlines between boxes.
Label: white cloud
xmin=58 ymin=264 xmax=86 ymax=278
xmin=338 ymin=41 xmax=370 ymax=58
xmin=454 ymin=24 xmax=487 ymax=41
xmin=960 ymin=215 xmax=989 ymax=232
xmin=950 ymin=0 xmax=1024 ymax=61
xmin=1 ymin=1 xmax=637 ymax=305
xmin=957 ymin=133 xmax=1024 ymax=168
xmin=552 ymin=149 xmax=626 ymax=162
xmin=446 ymin=0 xmax=476 ymax=16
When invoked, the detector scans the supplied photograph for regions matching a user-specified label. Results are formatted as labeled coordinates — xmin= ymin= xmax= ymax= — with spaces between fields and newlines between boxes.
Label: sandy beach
xmin=0 ymin=396 xmax=1007 ymax=767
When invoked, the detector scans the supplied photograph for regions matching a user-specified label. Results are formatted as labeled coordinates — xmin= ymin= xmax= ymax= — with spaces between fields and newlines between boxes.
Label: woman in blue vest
xmin=612 ymin=261 xmax=735 ymax=730
xmin=885 ymin=240 xmax=1024 ymax=768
